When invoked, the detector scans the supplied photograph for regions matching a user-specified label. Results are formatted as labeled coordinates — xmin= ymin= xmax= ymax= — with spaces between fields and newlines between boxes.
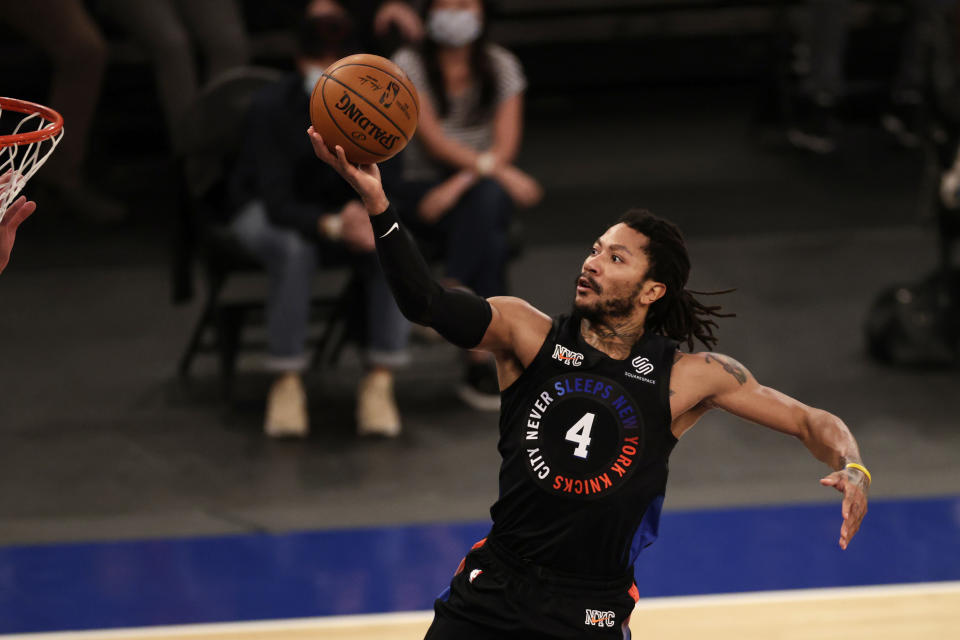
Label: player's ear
xmin=640 ymin=280 xmax=666 ymax=306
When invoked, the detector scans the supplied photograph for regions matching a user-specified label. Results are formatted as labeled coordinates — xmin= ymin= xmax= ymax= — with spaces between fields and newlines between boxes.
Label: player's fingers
xmin=820 ymin=475 xmax=844 ymax=492
xmin=333 ymin=145 xmax=355 ymax=175
xmin=306 ymin=126 xmax=320 ymax=148
xmin=849 ymin=496 xmax=866 ymax=528
xmin=362 ymin=162 xmax=382 ymax=180
xmin=841 ymin=492 xmax=854 ymax=520
xmin=20 ymin=200 xmax=36 ymax=223
xmin=841 ymin=499 xmax=865 ymax=546
xmin=9 ymin=199 xmax=36 ymax=227
xmin=307 ymin=128 xmax=339 ymax=166
xmin=847 ymin=515 xmax=861 ymax=539
xmin=841 ymin=521 xmax=858 ymax=549
xmin=2 ymin=197 xmax=27 ymax=226
xmin=307 ymin=128 xmax=335 ymax=163
xmin=307 ymin=128 xmax=325 ymax=157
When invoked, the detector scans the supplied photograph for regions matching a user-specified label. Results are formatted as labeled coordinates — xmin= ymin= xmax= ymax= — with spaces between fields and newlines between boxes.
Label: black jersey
xmin=488 ymin=312 xmax=678 ymax=580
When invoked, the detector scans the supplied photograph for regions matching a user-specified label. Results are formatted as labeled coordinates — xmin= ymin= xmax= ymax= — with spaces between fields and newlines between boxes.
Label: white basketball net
xmin=0 ymin=104 xmax=64 ymax=223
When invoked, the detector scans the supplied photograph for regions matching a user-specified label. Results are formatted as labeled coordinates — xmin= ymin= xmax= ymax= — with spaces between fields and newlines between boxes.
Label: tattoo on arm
xmin=705 ymin=353 xmax=748 ymax=385
xmin=670 ymin=352 xmax=683 ymax=398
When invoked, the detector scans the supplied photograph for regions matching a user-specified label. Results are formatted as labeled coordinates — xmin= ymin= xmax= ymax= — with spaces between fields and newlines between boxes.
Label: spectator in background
xmin=392 ymin=0 xmax=542 ymax=411
xmin=0 ymin=0 xmax=125 ymax=222
xmin=790 ymin=0 xmax=957 ymax=153
xmin=98 ymin=0 xmax=248 ymax=142
xmin=227 ymin=0 xmax=409 ymax=438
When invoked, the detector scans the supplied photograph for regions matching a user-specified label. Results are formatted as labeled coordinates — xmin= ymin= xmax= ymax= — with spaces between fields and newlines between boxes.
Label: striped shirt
xmin=393 ymin=44 xmax=527 ymax=181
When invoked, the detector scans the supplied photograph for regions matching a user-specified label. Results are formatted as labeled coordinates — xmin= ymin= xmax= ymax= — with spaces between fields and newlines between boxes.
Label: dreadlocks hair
xmin=617 ymin=209 xmax=735 ymax=352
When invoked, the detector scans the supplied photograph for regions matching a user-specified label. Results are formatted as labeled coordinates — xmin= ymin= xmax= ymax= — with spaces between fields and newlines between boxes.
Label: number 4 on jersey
xmin=565 ymin=412 xmax=595 ymax=459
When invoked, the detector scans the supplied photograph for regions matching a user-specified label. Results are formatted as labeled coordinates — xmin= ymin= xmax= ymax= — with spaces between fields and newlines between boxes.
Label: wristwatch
xmin=475 ymin=151 xmax=495 ymax=177
xmin=320 ymin=214 xmax=344 ymax=241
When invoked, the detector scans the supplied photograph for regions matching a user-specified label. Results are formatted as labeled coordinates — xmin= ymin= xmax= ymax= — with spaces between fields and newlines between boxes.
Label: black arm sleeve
xmin=370 ymin=205 xmax=493 ymax=349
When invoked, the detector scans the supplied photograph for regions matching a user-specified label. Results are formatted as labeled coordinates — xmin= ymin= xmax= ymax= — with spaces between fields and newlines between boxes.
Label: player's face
xmin=574 ymin=223 xmax=657 ymax=321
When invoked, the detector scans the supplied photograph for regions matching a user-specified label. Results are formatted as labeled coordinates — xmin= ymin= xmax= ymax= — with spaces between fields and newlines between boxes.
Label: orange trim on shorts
xmin=454 ymin=537 xmax=487 ymax=576
xmin=628 ymin=583 xmax=639 ymax=603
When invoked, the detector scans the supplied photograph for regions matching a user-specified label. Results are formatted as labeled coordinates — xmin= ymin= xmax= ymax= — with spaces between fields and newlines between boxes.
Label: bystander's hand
xmin=494 ymin=165 xmax=543 ymax=208
xmin=374 ymin=1 xmax=424 ymax=42
xmin=340 ymin=199 xmax=376 ymax=253
xmin=418 ymin=170 xmax=477 ymax=223
xmin=0 ymin=195 xmax=36 ymax=274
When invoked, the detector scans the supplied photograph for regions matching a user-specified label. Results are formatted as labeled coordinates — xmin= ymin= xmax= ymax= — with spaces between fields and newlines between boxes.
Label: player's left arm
xmin=685 ymin=352 xmax=869 ymax=550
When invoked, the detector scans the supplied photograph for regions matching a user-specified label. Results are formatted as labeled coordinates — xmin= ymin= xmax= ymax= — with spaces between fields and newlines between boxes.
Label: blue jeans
xmin=231 ymin=201 xmax=409 ymax=373
xmin=396 ymin=177 xmax=514 ymax=299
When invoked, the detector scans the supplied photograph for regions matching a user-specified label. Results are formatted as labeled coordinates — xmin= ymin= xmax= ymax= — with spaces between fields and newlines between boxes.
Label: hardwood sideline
xmin=5 ymin=582 xmax=957 ymax=640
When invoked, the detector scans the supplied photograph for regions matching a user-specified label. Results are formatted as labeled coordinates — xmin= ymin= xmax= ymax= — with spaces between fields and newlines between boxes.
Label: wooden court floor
xmin=6 ymin=582 xmax=958 ymax=640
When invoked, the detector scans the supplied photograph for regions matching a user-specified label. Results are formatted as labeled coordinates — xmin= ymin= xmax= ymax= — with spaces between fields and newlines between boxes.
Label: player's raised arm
xmin=674 ymin=352 xmax=869 ymax=550
xmin=307 ymin=127 xmax=550 ymax=363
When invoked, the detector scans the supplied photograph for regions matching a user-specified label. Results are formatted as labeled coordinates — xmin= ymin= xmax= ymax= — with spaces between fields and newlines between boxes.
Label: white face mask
xmin=427 ymin=9 xmax=481 ymax=47
xmin=303 ymin=65 xmax=325 ymax=95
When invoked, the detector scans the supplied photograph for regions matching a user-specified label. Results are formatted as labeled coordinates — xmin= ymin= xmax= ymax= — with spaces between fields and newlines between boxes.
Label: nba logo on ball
xmin=309 ymin=53 xmax=420 ymax=165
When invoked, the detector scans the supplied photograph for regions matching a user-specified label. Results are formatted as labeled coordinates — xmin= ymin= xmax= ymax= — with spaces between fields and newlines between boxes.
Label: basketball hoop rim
xmin=0 ymin=96 xmax=64 ymax=146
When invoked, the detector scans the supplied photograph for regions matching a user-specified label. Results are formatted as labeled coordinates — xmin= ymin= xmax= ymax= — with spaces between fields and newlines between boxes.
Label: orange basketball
xmin=309 ymin=53 xmax=419 ymax=165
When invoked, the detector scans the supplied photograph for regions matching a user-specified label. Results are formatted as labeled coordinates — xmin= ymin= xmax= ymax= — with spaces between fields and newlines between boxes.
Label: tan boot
xmin=356 ymin=369 xmax=401 ymax=437
xmin=264 ymin=373 xmax=308 ymax=438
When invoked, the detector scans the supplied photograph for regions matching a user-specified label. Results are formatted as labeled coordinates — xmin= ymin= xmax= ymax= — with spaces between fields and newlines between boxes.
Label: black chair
xmin=172 ymin=66 xmax=358 ymax=396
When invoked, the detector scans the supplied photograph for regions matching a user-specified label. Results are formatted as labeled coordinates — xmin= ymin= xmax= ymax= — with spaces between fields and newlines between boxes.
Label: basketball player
xmin=0 ymin=196 xmax=37 ymax=275
xmin=308 ymin=129 xmax=871 ymax=639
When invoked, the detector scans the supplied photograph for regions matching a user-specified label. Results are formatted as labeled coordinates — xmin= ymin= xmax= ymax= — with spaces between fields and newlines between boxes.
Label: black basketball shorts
xmin=424 ymin=538 xmax=639 ymax=640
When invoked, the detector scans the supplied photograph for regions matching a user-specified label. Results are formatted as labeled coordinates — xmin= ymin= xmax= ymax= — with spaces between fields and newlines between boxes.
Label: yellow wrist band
xmin=845 ymin=462 xmax=872 ymax=485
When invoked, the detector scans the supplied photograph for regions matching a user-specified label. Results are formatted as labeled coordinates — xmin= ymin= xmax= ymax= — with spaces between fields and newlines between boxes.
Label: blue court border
xmin=1 ymin=496 xmax=958 ymax=633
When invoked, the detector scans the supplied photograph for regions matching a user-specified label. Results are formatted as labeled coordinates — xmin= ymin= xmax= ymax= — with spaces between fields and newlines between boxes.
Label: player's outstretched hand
xmin=307 ymin=127 xmax=389 ymax=215
xmin=820 ymin=468 xmax=868 ymax=550
xmin=0 ymin=195 xmax=37 ymax=274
